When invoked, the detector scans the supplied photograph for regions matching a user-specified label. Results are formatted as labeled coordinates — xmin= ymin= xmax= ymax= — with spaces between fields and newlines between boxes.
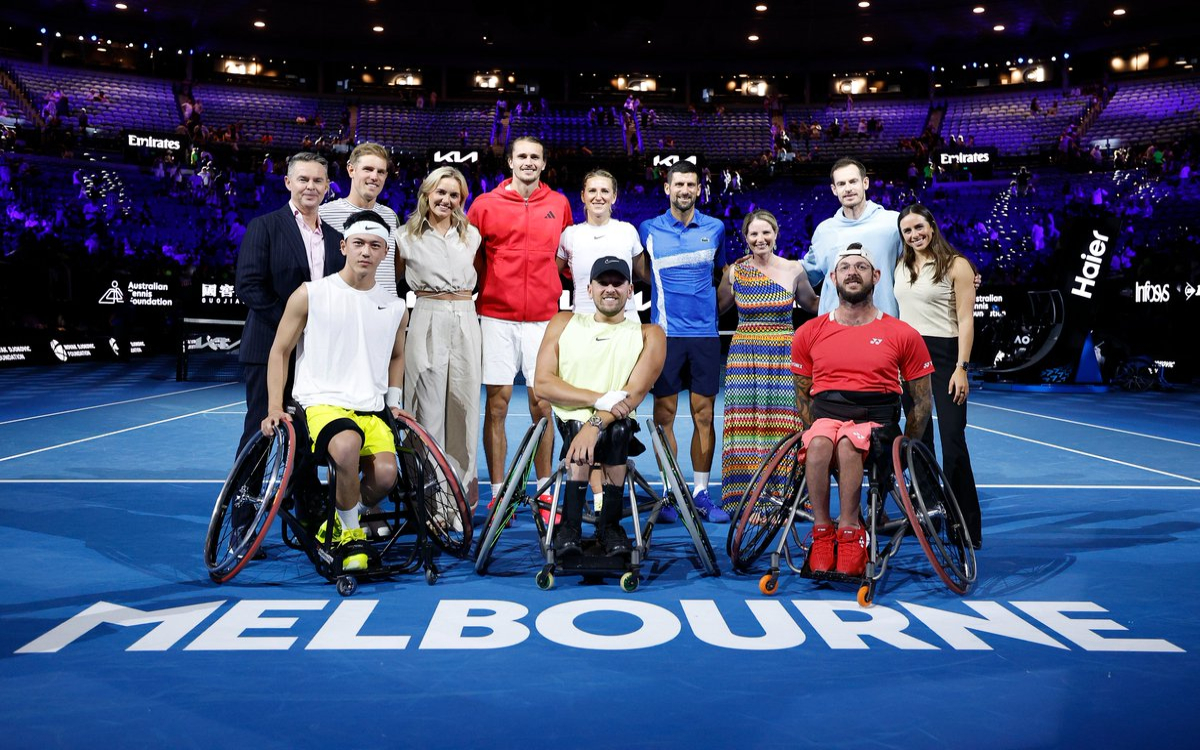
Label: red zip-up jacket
xmin=468 ymin=178 xmax=573 ymax=322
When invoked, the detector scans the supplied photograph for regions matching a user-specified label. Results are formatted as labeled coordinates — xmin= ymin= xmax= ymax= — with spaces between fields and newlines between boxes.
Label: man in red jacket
xmin=468 ymin=135 xmax=573 ymax=512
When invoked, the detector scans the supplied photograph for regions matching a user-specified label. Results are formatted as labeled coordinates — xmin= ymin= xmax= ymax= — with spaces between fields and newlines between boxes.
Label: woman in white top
xmin=557 ymin=169 xmax=646 ymax=315
xmin=395 ymin=166 xmax=483 ymax=511
xmin=555 ymin=169 xmax=646 ymax=512
xmin=894 ymin=203 xmax=982 ymax=548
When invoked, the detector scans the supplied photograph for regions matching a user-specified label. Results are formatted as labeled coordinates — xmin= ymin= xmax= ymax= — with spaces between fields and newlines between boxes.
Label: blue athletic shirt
xmin=638 ymin=210 xmax=725 ymax=337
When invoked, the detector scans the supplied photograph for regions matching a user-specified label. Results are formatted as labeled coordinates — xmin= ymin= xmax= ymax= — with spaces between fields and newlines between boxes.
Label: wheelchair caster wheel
xmin=759 ymin=574 xmax=779 ymax=596
xmin=620 ymin=572 xmax=639 ymax=592
xmin=336 ymin=576 xmax=358 ymax=597
xmin=857 ymin=584 xmax=874 ymax=608
xmin=425 ymin=566 xmax=439 ymax=586
xmin=535 ymin=569 xmax=554 ymax=590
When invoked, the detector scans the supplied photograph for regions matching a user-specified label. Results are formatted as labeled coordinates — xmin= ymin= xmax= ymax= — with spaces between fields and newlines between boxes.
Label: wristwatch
xmin=586 ymin=413 xmax=605 ymax=430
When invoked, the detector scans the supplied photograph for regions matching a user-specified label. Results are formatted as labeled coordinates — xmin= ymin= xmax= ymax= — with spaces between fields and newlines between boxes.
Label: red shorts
xmin=802 ymin=418 xmax=881 ymax=461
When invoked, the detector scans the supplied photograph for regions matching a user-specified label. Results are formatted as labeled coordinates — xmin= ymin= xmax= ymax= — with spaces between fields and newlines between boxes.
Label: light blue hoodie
xmin=802 ymin=199 xmax=902 ymax=316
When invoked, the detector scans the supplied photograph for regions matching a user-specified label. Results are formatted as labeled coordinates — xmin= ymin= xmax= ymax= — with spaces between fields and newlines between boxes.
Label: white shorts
xmin=480 ymin=317 xmax=549 ymax=386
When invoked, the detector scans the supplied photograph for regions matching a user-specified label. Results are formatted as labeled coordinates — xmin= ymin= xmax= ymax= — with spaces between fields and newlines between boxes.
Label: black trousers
xmin=238 ymin=359 xmax=296 ymax=456
xmin=902 ymin=335 xmax=982 ymax=543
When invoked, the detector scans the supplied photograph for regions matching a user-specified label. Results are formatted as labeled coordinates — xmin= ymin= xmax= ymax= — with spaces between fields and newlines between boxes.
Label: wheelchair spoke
xmin=729 ymin=430 xmax=805 ymax=572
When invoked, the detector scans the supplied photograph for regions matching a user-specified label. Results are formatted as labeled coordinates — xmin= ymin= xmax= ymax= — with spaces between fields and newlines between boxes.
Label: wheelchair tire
xmin=204 ymin=421 xmax=295 ymax=583
xmin=395 ymin=414 xmax=473 ymax=559
xmin=650 ymin=420 xmax=720 ymax=577
xmin=474 ymin=419 xmax=546 ymax=574
xmin=892 ymin=436 xmax=977 ymax=595
xmin=728 ymin=430 xmax=806 ymax=573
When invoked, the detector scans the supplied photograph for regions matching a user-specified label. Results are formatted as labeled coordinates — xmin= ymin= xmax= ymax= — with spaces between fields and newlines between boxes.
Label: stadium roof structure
xmin=4 ymin=1 xmax=1198 ymax=72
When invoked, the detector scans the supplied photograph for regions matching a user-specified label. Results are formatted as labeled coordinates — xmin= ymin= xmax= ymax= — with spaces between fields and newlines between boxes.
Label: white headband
xmin=343 ymin=221 xmax=390 ymax=242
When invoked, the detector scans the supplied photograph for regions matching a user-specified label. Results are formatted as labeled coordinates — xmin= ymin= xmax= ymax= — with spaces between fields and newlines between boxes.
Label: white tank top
xmin=292 ymin=274 xmax=408 ymax=411
xmin=894 ymin=261 xmax=958 ymax=338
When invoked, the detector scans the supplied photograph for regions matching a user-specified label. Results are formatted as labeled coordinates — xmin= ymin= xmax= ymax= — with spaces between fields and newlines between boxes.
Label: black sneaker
xmin=599 ymin=524 xmax=631 ymax=556
xmin=554 ymin=525 xmax=582 ymax=554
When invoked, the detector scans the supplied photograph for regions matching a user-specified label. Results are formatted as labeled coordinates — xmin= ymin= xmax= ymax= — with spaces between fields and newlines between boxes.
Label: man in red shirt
xmin=790 ymin=243 xmax=934 ymax=576
xmin=468 ymin=136 xmax=573 ymax=510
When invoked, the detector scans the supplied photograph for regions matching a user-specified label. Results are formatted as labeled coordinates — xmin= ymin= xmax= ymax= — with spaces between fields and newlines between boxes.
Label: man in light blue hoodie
xmin=802 ymin=158 xmax=902 ymax=317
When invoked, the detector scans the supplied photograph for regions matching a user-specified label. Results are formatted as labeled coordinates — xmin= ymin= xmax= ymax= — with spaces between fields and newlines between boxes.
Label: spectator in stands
xmin=716 ymin=209 xmax=818 ymax=515
xmin=319 ymin=142 xmax=400 ymax=298
xmin=396 ymin=166 xmax=483 ymax=511
xmin=467 ymin=135 xmax=573 ymax=513
xmin=894 ymin=203 xmax=982 ymax=548
xmin=234 ymin=152 xmax=344 ymax=454
xmin=637 ymin=160 xmax=730 ymax=523
xmin=802 ymin=157 xmax=903 ymax=316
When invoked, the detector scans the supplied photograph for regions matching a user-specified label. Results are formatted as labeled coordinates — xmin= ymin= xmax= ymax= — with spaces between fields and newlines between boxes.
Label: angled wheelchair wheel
xmin=728 ymin=430 xmax=807 ymax=573
xmin=892 ymin=436 xmax=977 ymax=595
xmin=650 ymin=420 xmax=719 ymax=577
xmin=395 ymin=414 xmax=473 ymax=559
xmin=204 ymin=421 xmax=295 ymax=583
xmin=474 ymin=418 xmax=546 ymax=574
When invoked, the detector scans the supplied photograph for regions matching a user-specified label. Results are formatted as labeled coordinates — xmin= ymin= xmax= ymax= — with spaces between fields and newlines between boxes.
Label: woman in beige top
xmin=395 ymin=166 xmax=483 ymax=510
xmin=894 ymin=203 xmax=982 ymax=548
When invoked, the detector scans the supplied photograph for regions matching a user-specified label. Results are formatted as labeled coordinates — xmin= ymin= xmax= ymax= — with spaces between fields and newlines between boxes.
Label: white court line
xmin=0 ymin=401 xmax=244 ymax=463
xmin=0 ymin=479 xmax=226 ymax=484
xmin=0 ymin=382 xmax=240 ymax=426
xmin=0 ymin=479 xmax=1195 ymax=491
xmin=973 ymin=401 xmax=1200 ymax=448
xmin=969 ymin=423 xmax=1200 ymax=484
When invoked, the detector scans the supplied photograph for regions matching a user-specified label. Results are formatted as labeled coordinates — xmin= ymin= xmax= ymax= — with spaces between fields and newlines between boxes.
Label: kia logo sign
xmin=431 ymin=150 xmax=480 ymax=164
xmin=652 ymin=154 xmax=700 ymax=168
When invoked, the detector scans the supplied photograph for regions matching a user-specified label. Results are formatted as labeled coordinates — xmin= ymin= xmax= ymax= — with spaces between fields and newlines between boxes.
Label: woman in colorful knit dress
xmin=717 ymin=209 xmax=819 ymax=514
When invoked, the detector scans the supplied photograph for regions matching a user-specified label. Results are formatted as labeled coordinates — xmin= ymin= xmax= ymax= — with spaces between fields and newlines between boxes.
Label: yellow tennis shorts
xmin=304 ymin=404 xmax=396 ymax=456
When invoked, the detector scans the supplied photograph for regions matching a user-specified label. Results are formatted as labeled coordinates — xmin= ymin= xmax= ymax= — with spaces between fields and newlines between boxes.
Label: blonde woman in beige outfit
xmin=396 ymin=167 xmax=483 ymax=511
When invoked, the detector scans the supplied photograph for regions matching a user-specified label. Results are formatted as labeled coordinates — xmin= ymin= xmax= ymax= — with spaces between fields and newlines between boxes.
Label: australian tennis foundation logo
xmin=98 ymin=280 xmax=173 ymax=307
xmin=14 ymin=597 xmax=1184 ymax=654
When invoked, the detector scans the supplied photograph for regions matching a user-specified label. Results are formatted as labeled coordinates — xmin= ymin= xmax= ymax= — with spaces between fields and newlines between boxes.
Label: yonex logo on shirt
xmin=870 ymin=338 xmax=883 ymax=345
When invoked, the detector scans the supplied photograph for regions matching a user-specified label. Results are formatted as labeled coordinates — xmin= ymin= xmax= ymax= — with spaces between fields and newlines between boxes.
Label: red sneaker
xmin=808 ymin=524 xmax=836 ymax=572
xmin=836 ymin=526 xmax=868 ymax=576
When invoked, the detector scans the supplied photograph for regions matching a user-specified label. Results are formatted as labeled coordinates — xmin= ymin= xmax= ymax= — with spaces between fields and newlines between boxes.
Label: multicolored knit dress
xmin=720 ymin=262 xmax=802 ymax=513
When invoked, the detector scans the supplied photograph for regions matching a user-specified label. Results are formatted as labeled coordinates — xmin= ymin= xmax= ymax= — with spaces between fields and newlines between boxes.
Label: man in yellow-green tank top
xmin=534 ymin=257 xmax=666 ymax=555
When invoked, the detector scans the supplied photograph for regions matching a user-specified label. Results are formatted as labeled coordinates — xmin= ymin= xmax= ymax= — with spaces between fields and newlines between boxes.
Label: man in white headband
xmin=260 ymin=210 xmax=409 ymax=572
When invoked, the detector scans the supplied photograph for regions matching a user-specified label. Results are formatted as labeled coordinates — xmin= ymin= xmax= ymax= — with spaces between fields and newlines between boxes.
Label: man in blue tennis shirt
xmin=638 ymin=160 xmax=730 ymax=523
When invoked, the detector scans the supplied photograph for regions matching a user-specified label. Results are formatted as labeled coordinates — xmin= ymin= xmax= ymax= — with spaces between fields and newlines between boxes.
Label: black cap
xmin=590 ymin=256 xmax=631 ymax=282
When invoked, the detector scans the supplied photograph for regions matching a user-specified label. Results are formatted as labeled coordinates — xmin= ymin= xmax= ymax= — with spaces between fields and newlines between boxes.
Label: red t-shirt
xmin=791 ymin=312 xmax=933 ymax=395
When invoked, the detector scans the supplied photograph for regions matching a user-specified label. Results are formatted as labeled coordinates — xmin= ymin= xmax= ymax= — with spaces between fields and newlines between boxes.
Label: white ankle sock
xmin=337 ymin=506 xmax=360 ymax=531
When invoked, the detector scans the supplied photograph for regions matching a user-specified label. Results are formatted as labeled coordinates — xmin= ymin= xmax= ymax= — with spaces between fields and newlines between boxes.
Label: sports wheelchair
xmin=203 ymin=405 xmax=473 ymax=596
xmin=473 ymin=417 xmax=720 ymax=592
xmin=726 ymin=424 xmax=976 ymax=606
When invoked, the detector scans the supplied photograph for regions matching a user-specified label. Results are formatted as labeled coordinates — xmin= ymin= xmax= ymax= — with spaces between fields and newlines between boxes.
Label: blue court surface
xmin=1 ymin=358 xmax=1197 ymax=749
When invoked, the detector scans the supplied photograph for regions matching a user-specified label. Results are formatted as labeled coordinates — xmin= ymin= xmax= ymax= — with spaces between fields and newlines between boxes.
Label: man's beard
xmin=836 ymin=278 xmax=874 ymax=304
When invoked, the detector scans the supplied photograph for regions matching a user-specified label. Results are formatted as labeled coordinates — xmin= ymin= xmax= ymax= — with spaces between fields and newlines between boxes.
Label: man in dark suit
xmin=235 ymin=152 xmax=345 ymax=453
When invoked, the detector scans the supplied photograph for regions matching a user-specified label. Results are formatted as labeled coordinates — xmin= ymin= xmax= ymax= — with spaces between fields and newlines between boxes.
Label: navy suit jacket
xmin=235 ymin=204 xmax=345 ymax=364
